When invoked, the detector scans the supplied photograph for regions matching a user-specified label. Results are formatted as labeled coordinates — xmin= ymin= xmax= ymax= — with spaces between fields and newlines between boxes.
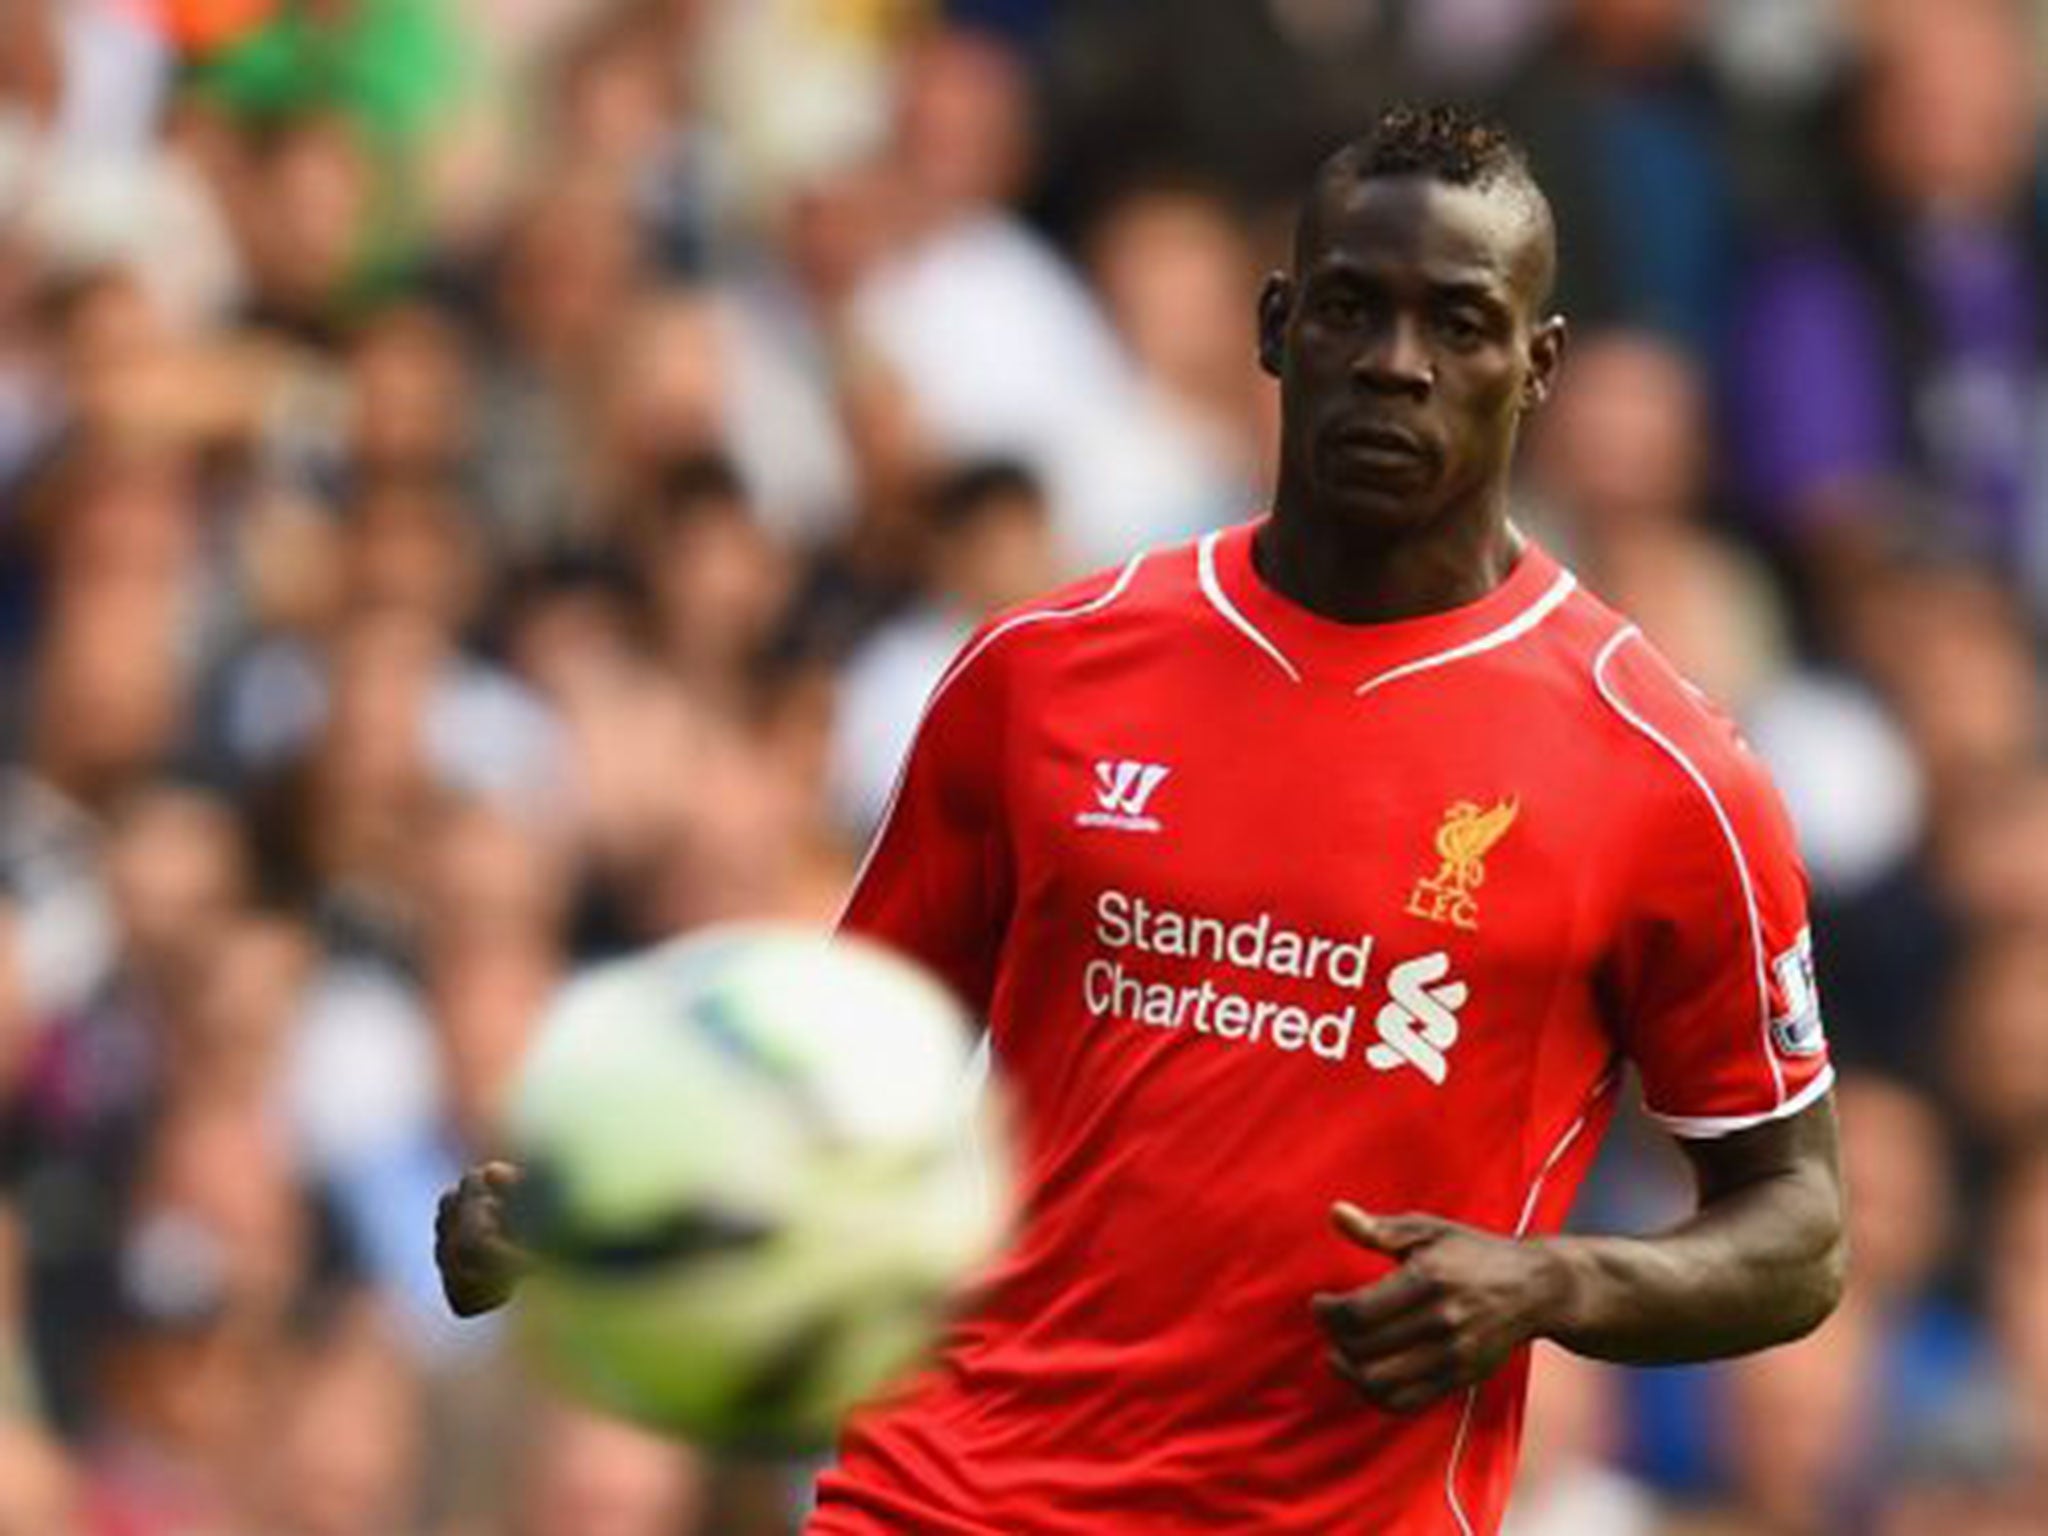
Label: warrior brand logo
xmin=1095 ymin=760 xmax=1169 ymax=815
xmin=1365 ymin=952 xmax=1469 ymax=1085
xmin=1405 ymin=797 xmax=1519 ymax=931
xmin=1077 ymin=760 xmax=1171 ymax=832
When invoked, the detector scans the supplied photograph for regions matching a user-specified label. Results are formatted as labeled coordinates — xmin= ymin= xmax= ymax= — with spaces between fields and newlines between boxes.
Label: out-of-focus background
xmin=0 ymin=0 xmax=2045 ymax=1532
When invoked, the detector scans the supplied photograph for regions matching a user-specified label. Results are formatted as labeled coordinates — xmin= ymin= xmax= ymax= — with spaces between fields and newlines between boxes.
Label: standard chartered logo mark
xmin=1365 ymin=952 xmax=1468 ymax=1086
xmin=1083 ymin=888 xmax=1478 ymax=1083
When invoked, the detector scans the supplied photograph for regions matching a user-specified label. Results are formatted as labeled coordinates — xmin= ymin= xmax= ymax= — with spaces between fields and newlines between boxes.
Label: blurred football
xmin=503 ymin=925 xmax=1011 ymax=1449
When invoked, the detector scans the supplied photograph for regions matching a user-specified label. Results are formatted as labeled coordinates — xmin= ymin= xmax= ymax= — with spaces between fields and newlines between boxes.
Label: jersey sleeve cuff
xmin=1646 ymin=1064 xmax=1836 ymax=1140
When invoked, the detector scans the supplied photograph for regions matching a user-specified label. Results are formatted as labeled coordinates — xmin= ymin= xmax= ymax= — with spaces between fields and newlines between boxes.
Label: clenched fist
xmin=1312 ymin=1202 xmax=1569 ymax=1414
xmin=434 ymin=1161 xmax=532 ymax=1318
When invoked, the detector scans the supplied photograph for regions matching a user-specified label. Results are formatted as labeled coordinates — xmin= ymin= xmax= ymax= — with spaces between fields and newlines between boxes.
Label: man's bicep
xmin=1675 ymin=1094 xmax=1848 ymax=1326
xmin=1675 ymin=1093 xmax=1843 ymax=1206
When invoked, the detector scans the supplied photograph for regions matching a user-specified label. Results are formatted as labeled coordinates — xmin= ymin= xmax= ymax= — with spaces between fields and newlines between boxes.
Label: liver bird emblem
xmin=1407 ymin=797 xmax=1519 ymax=930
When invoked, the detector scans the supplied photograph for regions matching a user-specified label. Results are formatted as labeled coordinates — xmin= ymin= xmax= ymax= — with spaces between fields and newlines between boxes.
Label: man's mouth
xmin=1324 ymin=423 xmax=1436 ymax=477
xmin=1328 ymin=422 xmax=1432 ymax=459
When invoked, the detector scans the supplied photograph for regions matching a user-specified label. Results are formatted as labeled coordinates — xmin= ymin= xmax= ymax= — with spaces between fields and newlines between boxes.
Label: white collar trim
xmin=1194 ymin=530 xmax=1578 ymax=693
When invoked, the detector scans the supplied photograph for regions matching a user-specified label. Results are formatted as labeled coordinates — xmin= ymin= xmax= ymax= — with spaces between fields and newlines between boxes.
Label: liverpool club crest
xmin=1406 ymin=798 xmax=1519 ymax=931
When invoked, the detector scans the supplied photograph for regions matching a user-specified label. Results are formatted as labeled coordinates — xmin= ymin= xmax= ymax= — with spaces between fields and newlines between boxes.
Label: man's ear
xmin=1522 ymin=315 xmax=1567 ymax=410
xmin=1257 ymin=272 xmax=1291 ymax=379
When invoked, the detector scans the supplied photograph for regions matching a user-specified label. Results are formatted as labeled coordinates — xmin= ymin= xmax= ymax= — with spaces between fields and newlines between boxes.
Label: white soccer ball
xmin=503 ymin=925 xmax=1011 ymax=1448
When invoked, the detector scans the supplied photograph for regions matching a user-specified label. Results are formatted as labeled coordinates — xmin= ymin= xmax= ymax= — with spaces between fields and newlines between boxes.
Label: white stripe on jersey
xmin=1591 ymin=624 xmax=1786 ymax=1116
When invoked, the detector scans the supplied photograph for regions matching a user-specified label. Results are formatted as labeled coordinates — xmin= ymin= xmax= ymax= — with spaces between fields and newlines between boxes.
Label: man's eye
xmin=1438 ymin=312 xmax=1487 ymax=345
xmin=1315 ymin=294 xmax=1365 ymax=325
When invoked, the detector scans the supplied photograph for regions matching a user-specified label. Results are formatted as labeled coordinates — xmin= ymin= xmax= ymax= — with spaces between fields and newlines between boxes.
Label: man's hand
xmin=1311 ymin=1202 xmax=1567 ymax=1414
xmin=1315 ymin=1102 xmax=1844 ymax=1402
xmin=435 ymin=1161 xmax=533 ymax=1318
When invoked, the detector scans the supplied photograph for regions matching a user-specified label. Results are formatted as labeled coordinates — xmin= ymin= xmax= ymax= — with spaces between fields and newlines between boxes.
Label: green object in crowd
xmin=193 ymin=0 xmax=472 ymax=148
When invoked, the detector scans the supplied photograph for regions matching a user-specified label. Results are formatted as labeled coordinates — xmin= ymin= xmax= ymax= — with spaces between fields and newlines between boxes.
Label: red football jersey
xmin=813 ymin=519 xmax=1833 ymax=1536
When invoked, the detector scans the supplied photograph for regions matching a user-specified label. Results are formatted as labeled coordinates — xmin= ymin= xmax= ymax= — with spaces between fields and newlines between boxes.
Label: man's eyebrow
xmin=1430 ymin=281 xmax=1512 ymax=310
xmin=1306 ymin=258 xmax=1510 ymax=298
xmin=1303 ymin=258 xmax=1375 ymax=284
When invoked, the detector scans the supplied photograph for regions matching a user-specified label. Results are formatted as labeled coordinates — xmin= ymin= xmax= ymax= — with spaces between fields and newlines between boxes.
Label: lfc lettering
xmin=1405 ymin=798 xmax=1518 ymax=931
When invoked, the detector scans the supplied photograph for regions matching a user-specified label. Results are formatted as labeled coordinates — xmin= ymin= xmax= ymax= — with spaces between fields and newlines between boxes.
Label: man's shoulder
xmin=1564 ymin=602 xmax=1795 ymax=855
xmin=940 ymin=535 xmax=1211 ymax=691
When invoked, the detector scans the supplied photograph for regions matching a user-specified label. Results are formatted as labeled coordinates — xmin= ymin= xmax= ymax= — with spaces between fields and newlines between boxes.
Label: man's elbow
xmin=1779 ymin=1228 xmax=1849 ymax=1343
xmin=1774 ymin=1183 xmax=1851 ymax=1344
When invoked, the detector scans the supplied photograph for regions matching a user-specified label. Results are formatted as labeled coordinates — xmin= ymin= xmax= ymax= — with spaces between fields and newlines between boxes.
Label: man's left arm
xmin=1319 ymin=645 xmax=1847 ymax=1411
xmin=1313 ymin=1099 xmax=1843 ymax=1413
xmin=1541 ymin=1095 xmax=1844 ymax=1361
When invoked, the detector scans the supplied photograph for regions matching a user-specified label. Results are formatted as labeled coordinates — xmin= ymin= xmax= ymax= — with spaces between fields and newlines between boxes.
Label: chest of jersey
xmin=989 ymin=637 xmax=1620 ymax=1196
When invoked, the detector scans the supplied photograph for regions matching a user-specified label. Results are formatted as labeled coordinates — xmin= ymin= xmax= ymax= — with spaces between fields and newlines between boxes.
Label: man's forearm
xmin=1314 ymin=1100 xmax=1846 ymax=1413
xmin=1532 ymin=1108 xmax=1847 ymax=1365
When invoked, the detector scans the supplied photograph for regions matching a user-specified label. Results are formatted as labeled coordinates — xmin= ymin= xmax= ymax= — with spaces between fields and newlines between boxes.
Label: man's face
xmin=1260 ymin=175 xmax=1562 ymax=535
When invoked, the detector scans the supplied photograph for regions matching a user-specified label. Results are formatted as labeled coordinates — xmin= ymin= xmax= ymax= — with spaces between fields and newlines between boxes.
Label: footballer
xmin=438 ymin=104 xmax=1846 ymax=1535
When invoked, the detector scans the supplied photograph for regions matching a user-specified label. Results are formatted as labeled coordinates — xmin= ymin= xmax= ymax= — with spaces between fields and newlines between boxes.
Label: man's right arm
xmin=433 ymin=625 xmax=1013 ymax=1318
xmin=834 ymin=626 xmax=1015 ymax=1021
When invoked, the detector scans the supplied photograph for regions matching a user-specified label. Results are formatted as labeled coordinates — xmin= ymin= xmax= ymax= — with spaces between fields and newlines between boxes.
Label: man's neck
xmin=1253 ymin=492 xmax=1523 ymax=626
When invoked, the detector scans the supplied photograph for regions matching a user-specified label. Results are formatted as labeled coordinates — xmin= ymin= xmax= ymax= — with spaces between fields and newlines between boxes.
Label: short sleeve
xmin=837 ymin=625 xmax=1014 ymax=1017
xmin=1598 ymin=637 xmax=1835 ymax=1138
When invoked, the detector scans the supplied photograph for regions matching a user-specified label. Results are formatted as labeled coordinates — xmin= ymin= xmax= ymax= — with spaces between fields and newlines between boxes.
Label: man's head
xmin=1260 ymin=105 xmax=1566 ymax=539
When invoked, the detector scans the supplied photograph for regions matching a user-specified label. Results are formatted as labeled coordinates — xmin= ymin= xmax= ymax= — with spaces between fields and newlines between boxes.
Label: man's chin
xmin=1318 ymin=480 xmax=1441 ymax=532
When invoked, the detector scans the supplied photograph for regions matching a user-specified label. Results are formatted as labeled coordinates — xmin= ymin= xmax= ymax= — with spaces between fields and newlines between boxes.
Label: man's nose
xmin=1353 ymin=316 xmax=1433 ymax=396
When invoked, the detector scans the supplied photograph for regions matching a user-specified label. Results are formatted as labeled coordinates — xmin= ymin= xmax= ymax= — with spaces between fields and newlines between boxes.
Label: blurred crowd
xmin=0 ymin=0 xmax=2044 ymax=1532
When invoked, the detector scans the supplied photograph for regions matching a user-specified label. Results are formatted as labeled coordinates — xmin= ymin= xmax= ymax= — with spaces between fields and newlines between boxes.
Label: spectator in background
xmin=1732 ymin=0 xmax=2048 ymax=595
xmin=223 ymin=480 xmax=559 ymax=829
xmin=848 ymin=24 xmax=1229 ymax=566
xmin=1933 ymin=766 xmax=2048 ymax=934
xmin=474 ymin=170 xmax=649 ymax=552
xmin=1493 ymin=0 xmax=1742 ymax=355
xmin=417 ymin=799 xmax=567 ymax=1151
xmin=187 ymin=0 xmax=480 ymax=289
xmin=1846 ymin=564 xmax=2041 ymax=807
xmin=4 ymin=786 xmax=249 ymax=1431
xmin=333 ymin=301 xmax=476 ymax=490
xmin=1943 ymin=934 xmax=2048 ymax=1167
xmin=543 ymin=0 xmax=715 ymax=274
xmin=81 ymin=1092 xmax=354 ymax=1536
xmin=517 ymin=1401 xmax=705 ymax=1536
xmin=1524 ymin=330 xmax=1788 ymax=711
xmin=12 ymin=442 xmax=206 ymax=788
xmin=1036 ymin=0 xmax=1409 ymax=238
xmin=1525 ymin=329 xmax=1939 ymax=1079
xmin=0 ymin=238 xmax=56 ymax=502
xmin=1086 ymin=181 xmax=1275 ymax=503
xmin=1777 ymin=555 xmax=2041 ymax=1075
xmin=829 ymin=459 xmax=1056 ymax=840
xmin=1890 ymin=1146 xmax=2048 ymax=1520
xmin=591 ymin=284 xmax=856 ymax=550
xmin=255 ymin=1303 xmax=425 ymax=1536
xmin=1502 ymin=1346 xmax=1660 ymax=1536
xmin=631 ymin=453 xmax=792 ymax=717
xmin=1830 ymin=1075 xmax=1981 ymax=1459
xmin=1685 ymin=1303 xmax=1885 ymax=1535
xmin=0 ymin=1418 xmax=79 ymax=1536
xmin=230 ymin=113 xmax=381 ymax=344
